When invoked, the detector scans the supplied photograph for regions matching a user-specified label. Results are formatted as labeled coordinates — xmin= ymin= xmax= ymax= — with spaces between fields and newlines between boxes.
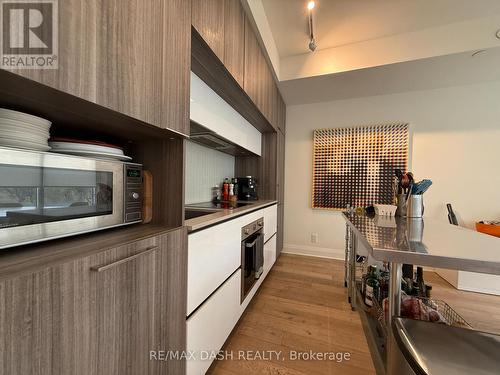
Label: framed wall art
xmin=312 ymin=123 xmax=409 ymax=210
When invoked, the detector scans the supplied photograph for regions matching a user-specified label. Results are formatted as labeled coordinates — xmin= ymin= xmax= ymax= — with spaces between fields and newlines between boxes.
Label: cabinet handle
xmin=91 ymin=246 xmax=159 ymax=272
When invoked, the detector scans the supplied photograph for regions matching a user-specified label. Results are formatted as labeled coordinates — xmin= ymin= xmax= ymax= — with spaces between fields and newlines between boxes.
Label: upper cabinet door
xmin=2 ymin=0 xmax=190 ymax=135
xmin=243 ymin=16 xmax=280 ymax=131
xmin=192 ymin=0 xmax=225 ymax=62
xmin=223 ymin=0 xmax=245 ymax=88
xmin=243 ymin=17 xmax=266 ymax=119
xmin=160 ymin=0 xmax=191 ymax=135
xmin=1 ymin=0 xmax=99 ymax=103
xmin=278 ymin=93 xmax=286 ymax=134
xmin=97 ymin=0 xmax=190 ymax=135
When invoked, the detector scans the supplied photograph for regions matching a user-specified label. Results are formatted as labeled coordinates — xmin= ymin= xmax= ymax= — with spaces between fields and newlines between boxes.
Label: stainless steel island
xmin=343 ymin=212 xmax=500 ymax=375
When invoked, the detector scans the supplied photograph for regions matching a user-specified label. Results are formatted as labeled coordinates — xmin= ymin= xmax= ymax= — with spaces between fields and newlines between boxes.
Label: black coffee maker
xmin=237 ymin=176 xmax=258 ymax=201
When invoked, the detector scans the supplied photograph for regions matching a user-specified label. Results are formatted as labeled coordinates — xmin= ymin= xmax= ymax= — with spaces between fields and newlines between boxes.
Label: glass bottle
xmin=364 ymin=265 xmax=380 ymax=307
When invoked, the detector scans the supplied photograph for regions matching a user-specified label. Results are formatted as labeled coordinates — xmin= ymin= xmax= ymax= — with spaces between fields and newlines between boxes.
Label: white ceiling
xmin=279 ymin=46 xmax=500 ymax=105
xmin=261 ymin=0 xmax=500 ymax=58
xmin=244 ymin=0 xmax=500 ymax=104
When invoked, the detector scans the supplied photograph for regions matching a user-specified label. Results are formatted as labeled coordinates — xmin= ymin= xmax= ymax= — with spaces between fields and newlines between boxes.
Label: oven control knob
xmin=131 ymin=192 xmax=140 ymax=200
xmin=244 ymin=228 xmax=250 ymax=235
xmin=258 ymin=221 xmax=263 ymax=227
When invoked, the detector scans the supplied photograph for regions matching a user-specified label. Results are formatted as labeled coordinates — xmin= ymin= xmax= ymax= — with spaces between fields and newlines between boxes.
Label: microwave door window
xmin=0 ymin=165 xmax=113 ymax=229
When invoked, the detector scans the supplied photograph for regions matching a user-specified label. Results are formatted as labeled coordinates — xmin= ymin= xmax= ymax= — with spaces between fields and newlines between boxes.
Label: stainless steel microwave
xmin=0 ymin=147 xmax=143 ymax=249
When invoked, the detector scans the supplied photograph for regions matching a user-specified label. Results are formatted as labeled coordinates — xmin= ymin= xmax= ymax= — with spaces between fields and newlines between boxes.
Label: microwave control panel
xmin=124 ymin=163 xmax=143 ymax=222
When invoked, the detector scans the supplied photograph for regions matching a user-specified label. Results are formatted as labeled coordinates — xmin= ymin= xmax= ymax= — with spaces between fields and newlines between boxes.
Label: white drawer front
xmin=263 ymin=204 xmax=277 ymax=243
xmin=263 ymin=234 xmax=277 ymax=279
xmin=187 ymin=210 xmax=263 ymax=315
xmin=187 ymin=271 xmax=242 ymax=375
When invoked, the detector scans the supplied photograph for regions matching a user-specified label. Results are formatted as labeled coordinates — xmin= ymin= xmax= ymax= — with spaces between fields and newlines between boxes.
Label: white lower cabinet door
xmin=263 ymin=234 xmax=277 ymax=279
xmin=186 ymin=270 xmax=242 ymax=375
xmin=263 ymin=204 xmax=277 ymax=243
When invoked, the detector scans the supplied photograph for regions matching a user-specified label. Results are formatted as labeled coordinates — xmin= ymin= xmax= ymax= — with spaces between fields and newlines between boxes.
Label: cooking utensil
xmin=447 ymin=204 xmax=458 ymax=225
xmin=412 ymin=179 xmax=433 ymax=195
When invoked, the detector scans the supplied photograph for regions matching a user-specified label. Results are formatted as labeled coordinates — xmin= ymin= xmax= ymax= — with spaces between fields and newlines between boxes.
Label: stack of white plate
xmin=0 ymin=108 xmax=51 ymax=151
xmin=49 ymin=139 xmax=132 ymax=161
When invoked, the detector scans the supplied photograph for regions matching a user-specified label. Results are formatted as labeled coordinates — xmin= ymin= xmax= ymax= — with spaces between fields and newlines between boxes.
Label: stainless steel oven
xmin=241 ymin=217 xmax=264 ymax=302
xmin=0 ymin=147 xmax=143 ymax=249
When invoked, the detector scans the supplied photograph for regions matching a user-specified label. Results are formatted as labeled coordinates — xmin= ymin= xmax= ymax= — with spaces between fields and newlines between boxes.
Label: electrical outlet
xmin=311 ymin=232 xmax=319 ymax=244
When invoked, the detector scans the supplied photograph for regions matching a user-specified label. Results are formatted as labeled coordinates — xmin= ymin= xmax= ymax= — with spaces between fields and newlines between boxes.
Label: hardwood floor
xmin=209 ymin=254 xmax=376 ymax=375
xmin=209 ymin=253 xmax=500 ymax=375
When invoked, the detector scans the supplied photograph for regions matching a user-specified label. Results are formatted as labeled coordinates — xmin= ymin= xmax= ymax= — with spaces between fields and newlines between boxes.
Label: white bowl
xmin=0 ymin=108 xmax=51 ymax=127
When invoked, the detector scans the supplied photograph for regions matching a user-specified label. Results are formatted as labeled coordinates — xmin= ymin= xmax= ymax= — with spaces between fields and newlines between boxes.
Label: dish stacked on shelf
xmin=49 ymin=137 xmax=132 ymax=161
xmin=0 ymin=108 xmax=51 ymax=151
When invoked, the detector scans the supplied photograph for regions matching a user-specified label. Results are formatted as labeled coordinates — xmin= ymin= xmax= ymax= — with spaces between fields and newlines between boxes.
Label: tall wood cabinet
xmin=3 ymin=0 xmax=191 ymax=135
xmin=223 ymin=0 xmax=246 ymax=87
xmin=191 ymin=0 xmax=225 ymax=61
xmin=0 ymin=228 xmax=187 ymax=375
xmin=98 ymin=0 xmax=191 ymax=135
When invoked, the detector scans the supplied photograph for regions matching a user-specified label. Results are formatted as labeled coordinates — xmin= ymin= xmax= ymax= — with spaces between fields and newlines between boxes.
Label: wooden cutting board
xmin=142 ymin=170 xmax=153 ymax=224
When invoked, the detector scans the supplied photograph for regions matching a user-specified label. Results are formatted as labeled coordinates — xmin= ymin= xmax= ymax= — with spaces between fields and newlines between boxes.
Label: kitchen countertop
xmin=185 ymin=200 xmax=277 ymax=232
xmin=343 ymin=212 xmax=500 ymax=275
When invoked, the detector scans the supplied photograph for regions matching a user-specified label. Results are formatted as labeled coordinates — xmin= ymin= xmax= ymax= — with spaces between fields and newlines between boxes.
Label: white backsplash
xmin=185 ymin=141 xmax=235 ymax=205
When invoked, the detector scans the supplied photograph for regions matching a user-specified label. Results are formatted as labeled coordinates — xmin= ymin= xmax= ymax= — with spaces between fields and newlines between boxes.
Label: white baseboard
xmin=282 ymin=244 xmax=345 ymax=260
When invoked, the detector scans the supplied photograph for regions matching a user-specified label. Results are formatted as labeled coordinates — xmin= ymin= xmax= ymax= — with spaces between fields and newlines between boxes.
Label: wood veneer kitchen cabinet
xmin=192 ymin=0 xmax=225 ymax=62
xmin=277 ymin=203 xmax=284 ymax=255
xmin=223 ymin=0 xmax=246 ymax=87
xmin=277 ymin=129 xmax=285 ymax=203
xmin=243 ymin=16 xmax=280 ymax=130
xmin=3 ymin=0 xmax=190 ymax=135
xmin=277 ymin=92 xmax=286 ymax=134
xmin=0 ymin=228 xmax=187 ymax=375
xmin=276 ymin=130 xmax=285 ymax=256
xmin=243 ymin=16 xmax=267 ymax=121
xmin=1 ymin=0 xmax=99 ymax=103
xmin=98 ymin=0 xmax=190 ymax=135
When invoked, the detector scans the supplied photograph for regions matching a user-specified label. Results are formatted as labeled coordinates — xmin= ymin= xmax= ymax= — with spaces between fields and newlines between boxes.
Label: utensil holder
xmin=407 ymin=195 xmax=424 ymax=218
xmin=395 ymin=194 xmax=408 ymax=217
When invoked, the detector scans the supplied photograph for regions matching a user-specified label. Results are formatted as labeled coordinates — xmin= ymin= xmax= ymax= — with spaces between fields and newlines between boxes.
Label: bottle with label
xmin=232 ymin=178 xmax=239 ymax=200
xmin=364 ymin=265 xmax=380 ymax=307
xmin=222 ymin=178 xmax=230 ymax=201
xmin=211 ymin=184 xmax=221 ymax=203
xmin=229 ymin=183 xmax=237 ymax=203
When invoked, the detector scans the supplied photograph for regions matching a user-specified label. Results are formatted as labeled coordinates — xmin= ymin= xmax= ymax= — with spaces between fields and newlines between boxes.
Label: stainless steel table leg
xmin=349 ymin=231 xmax=357 ymax=310
xmin=387 ymin=262 xmax=402 ymax=375
xmin=344 ymin=225 xmax=349 ymax=288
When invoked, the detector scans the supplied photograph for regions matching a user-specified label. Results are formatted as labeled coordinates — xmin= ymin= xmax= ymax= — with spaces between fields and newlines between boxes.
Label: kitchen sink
xmin=184 ymin=209 xmax=220 ymax=220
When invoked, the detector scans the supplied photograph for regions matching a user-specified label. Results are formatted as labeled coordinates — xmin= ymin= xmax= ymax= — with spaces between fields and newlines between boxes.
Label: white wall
xmin=284 ymin=81 xmax=500 ymax=258
xmin=185 ymin=141 xmax=235 ymax=205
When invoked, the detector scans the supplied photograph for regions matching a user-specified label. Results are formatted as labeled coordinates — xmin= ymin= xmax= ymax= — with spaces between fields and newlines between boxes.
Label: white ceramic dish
xmin=51 ymin=149 xmax=132 ymax=161
xmin=0 ymin=123 xmax=50 ymax=137
xmin=0 ymin=108 xmax=51 ymax=127
xmin=49 ymin=141 xmax=124 ymax=156
xmin=0 ymin=127 xmax=49 ymax=142
xmin=0 ymin=138 xmax=51 ymax=151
